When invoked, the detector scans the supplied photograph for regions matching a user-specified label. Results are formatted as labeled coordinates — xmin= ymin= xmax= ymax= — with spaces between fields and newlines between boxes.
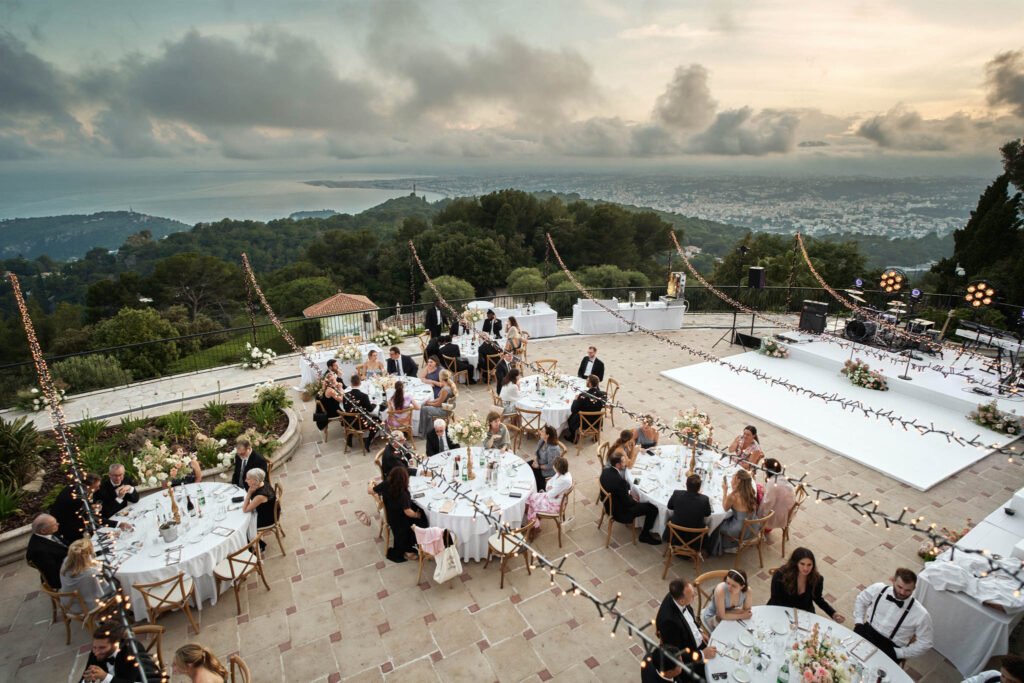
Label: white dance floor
xmin=661 ymin=336 xmax=1019 ymax=490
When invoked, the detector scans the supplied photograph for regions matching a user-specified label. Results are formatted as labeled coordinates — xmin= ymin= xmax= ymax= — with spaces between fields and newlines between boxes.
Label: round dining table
xmin=705 ymin=605 xmax=911 ymax=682
xmin=410 ymin=447 xmax=537 ymax=561
xmin=514 ymin=374 xmax=585 ymax=431
xmin=299 ymin=343 xmax=384 ymax=387
xmin=376 ymin=376 xmax=434 ymax=434
xmin=107 ymin=482 xmax=257 ymax=621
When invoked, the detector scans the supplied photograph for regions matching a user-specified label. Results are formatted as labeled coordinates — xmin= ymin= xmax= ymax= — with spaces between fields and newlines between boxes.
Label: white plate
xmin=732 ymin=670 xmax=750 ymax=683
xmin=737 ymin=632 xmax=754 ymax=647
xmin=772 ymin=624 xmax=788 ymax=635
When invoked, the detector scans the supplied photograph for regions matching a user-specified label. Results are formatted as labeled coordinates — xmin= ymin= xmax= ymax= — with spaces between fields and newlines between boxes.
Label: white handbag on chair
xmin=433 ymin=544 xmax=462 ymax=584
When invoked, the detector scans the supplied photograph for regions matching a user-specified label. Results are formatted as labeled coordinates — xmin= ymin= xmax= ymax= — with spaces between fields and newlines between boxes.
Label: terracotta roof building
xmin=302 ymin=292 xmax=377 ymax=318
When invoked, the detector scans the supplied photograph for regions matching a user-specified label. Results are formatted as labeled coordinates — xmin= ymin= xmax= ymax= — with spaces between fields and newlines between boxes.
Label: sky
xmin=1 ymin=0 xmax=1022 ymax=170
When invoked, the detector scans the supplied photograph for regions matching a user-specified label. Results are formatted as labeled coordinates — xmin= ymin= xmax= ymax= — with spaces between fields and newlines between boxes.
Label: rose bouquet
xmin=968 ymin=400 xmax=1020 ymax=435
xmin=462 ymin=307 xmax=486 ymax=326
xmin=372 ymin=326 xmax=403 ymax=347
xmin=758 ymin=337 xmax=790 ymax=359
xmin=336 ymin=344 xmax=362 ymax=362
xmin=241 ymin=342 xmax=277 ymax=369
xmin=917 ymin=517 xmax=973 ymax=561
xmin=133 ymin=440 xmax=195 ymax=487
xmin=840 ymin=358 xmax=888 ymax=391
xmin=16 ymin=382 xmax=67 ymax=412
xmin=789 ymin=623 xmax=853 ymax=683
xmin=451 ymin=413 xmax=488 ymax=445
xmin=674 ymin=407 xmax=713 ymax=445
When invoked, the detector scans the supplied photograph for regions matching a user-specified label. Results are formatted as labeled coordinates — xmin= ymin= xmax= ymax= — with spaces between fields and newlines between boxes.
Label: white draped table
xmin=109 ymin=483 xmax=257 ymax=621
xmin=706 ymin=606 xmax=911 ymax=683
xmin=571 ymin=298 xmax=686 ymax=335
xmin=468 ymin=302 xmax=558 ymax=339
xmin=298 ymin=343 xmax=383 ymax=387
xmin=410 ymin=448 xmax=537 ymax=561
xmin=515 ymin=374 xmax=584 ymax=431
xmin=379 ymin=377 xmax=433 ymax=435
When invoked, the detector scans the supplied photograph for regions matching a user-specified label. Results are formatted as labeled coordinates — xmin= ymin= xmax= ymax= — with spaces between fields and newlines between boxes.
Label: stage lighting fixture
xmin=911 ymin=288 xmax=922 ymax=299
xmin=879 ymin=268 xmax=906 ymax=294
xmin=854 ymin=278 xmax=864 ymax=288
xmin=964 ymin=280 xmax=996 ymax=308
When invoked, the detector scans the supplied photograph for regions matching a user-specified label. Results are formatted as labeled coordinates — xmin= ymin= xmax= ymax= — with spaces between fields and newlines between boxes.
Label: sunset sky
xmin=2 ymin=0 xmax=1022 ymax=165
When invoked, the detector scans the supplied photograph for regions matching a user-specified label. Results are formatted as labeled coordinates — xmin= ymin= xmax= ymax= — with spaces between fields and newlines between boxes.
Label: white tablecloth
xmin=571 ymin=299 xmax=686 ymax=334
xmin=472 ymin=302 xmax=558 ymax=339
xmin=411 ymin=448 xmax=537 ymax=562
xmin=110 ymin=483 xmax=257 ymax=621
xmin=706 ymin=606 xmax=911 ymax=682
xmin=298 ymin=343 xmax=383 ymax=386
xmin=379 ymin=377 xmax=434 ymax=435
xmin=515 ymin=374 xmax=584 ymax=430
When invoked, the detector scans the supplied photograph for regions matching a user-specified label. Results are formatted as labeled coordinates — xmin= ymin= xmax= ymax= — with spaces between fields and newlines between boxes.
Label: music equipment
xmin=906 ymin=319 xmax=934 ymax=335
xmin=799 ymin=300 xmax=829 ymax=334
xmin=734 ymin=332 xmax=761 ymax=348
xmin=845 ymin=319 xmax=878 ymax=343
xmin=847 ymin=293 xmax=866 ymax=303
xmin=747 ymin=267 xmax=766 ymax=290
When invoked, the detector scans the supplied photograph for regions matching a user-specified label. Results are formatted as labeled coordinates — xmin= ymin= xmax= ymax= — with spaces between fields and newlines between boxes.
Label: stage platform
xmin=661 ymin=335 xmax=1020 ymax=491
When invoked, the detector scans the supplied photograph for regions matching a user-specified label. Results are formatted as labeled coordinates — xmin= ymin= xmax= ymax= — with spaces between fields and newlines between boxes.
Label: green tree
xmin=91 ymin=308 xmax=180 ymax=377
xmin=420 ymin=275 xmax=474 ymax=305
xmin=150 ymin=252 xmax=243 ymax=321
xmin=507 ymin=274 xmax=546 ymax=296
xmin=1001 ymin=138 xmax=1024 ymax=191
xmin=85 ymin=272 xmax=148 ymax=324
xmin=507 ymin=267 xmax=543 ymax=289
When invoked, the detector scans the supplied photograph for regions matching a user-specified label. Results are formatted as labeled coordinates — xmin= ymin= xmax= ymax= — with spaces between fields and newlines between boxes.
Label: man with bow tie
xmin=80 ymin=622 xmax=159 ymax=682
xmin=853 ymin=568 xmax=933 ymax=663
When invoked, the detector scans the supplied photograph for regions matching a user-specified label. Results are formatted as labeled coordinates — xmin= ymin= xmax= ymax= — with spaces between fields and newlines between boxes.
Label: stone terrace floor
xmin=2 ymin=317 xmax=1023 ymax=681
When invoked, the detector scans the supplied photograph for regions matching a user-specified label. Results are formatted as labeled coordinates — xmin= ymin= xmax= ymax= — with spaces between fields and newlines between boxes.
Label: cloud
xmin=0 ymin=32 xmax=78 ymax=130
xmin=652 ymin=64 xmax=717 ymax=131
xmin=856 ymin=106 xmax=950 ymax=151
xmin=986 ymin=50 xmax=1024 ymax=117
xmin=0 ymin=131 xmax=42 ymax=159
xmin=688 ymin=107 xmax=800 ymax=155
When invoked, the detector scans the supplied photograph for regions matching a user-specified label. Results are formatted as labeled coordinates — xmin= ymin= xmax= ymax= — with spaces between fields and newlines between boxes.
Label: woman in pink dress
xmin=728 ymin=425 xmax=765 ymax=471
xmin=385 ymin=381 xmax=419 ymax=431
xmin=524 ymin=456 xmax=571 ymax=539
xmin=757 ymin=458 xmax=797 ymax=543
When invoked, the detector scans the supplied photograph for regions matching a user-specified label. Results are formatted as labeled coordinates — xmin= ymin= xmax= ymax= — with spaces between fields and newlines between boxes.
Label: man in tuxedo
xmin=853 ymin=568 xmax=933 ymax=663
xmin=494 ymin=352 xmax=516 ymax=390
xmin=97 ymin=464 xmax=140 ymax=522
xmin=577 ymin=345 xmax=605 ymax=381
xmin=387 ymin=346 xmax=418 ymax=377
xmin=80 ymin=622 xmax=159 ymax=682
xmin=425 ymin=335 xmax=442 ymax=362
xmin=477 ymin=336 xmax=502 ymax=383
xmin=49 ymin=474 xmax=102 ymax=544
xmin=439 ymin=335 xmax=475 ymax=384
xmin=963 ymin=654 xmax=1024 ymax=683
xmin=26 ymin=513 xmax=67 ymax=588
xmin=232 ymin=436 xmax=268 ymax=490
xmin=426 ymin=419 xmax=461 ymax=457
xmin=562 ymin=375 xmax=605 ymax=442
xmin=599 ymin=453 xmax=661 ymax=544
xmin=425 ymin=302 xmax=445 ymax=338
xmin=381 ymin=432 xmax=417 ymax=478
xmin=665 ymin=474 xmax=712 ymax=549
xmin=640 ymin=647 xmax=689 ymax=683
xmin=344 ymin=373 xmax=385 ymax=450
xmin=655 ymin=579 xmax=717 ymax=679
xmin=481 ymin=309 xmax=502 ymax=339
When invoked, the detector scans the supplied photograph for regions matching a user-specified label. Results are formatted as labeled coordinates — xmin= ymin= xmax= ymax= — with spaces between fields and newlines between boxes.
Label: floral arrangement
xmin=462 ymin=307 xmax=486 ymax=326
xmin=840 ymin=358 xmax=887 ymax=391
xmin=789 ymin=623 xmax=853 ymax=683
xmin=674 ymin=407 xmax=713 ymax=445
xmin=372 ymin=326 xmax=403 ymax=347
xmin=16 ymin=382 xmax=67 ymax=412
xmin=194 ymin=432 xmax=235 ymax=470
xmin=451 ymin=413 xmax=488 ymax=446
xmin=968 ymin=400 xmax=1020 ymax=435
xmin=241 ymin=342 xmax=277 ymax=369
xmin=758 ymin=336 xmax=790 ymax=359
xmin=133 ymin=440 xmax=195 ymax=487
xmin=369 ymin=374 xmax=396 ymax=393
xmin=336 ymin=344 xmax=362 ymax=362
xmin=918 ymin=517 xmax=973 ymax=561
xmin=302 ymin=377 xmax=326 ymax=401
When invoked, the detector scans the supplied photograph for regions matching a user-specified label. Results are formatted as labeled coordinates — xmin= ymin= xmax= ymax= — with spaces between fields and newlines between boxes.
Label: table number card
xmin=211 ymin=526 xmax=234 ymax=537
xmin=849 ymin=639 xmax=877 ymax=662
xmin=165 ymin=547 xmax=182 ymax=566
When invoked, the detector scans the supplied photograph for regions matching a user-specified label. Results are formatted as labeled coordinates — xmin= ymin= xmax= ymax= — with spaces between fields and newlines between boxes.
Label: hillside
xmin=0 ymin=211 xmax=189 ymax=261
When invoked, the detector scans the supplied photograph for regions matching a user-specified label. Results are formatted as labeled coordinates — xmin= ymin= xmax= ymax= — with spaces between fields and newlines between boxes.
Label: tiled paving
xmin=2 ymin=318 xmax=1022 ymax=681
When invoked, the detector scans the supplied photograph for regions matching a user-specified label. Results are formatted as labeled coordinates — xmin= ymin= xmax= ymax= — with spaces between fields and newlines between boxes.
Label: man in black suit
xmin=655 ymin=579 xmax=717 ymax=679
xmin=665 ymin=474 xmax=712 ymax=549
xmin=562 ymin=375 xmax=606 ymax=442
xmin=425 ymin=302 xmax=445 ymax=338
xmin=493 ymin=352 xmax=516 ymax=390
xmin=477 ymin=336 xmax=502 ymax=383
xmin=387 ymin=346 xmax=418 ymax=377
xmin=439 ymin=335 xmax=475 ymax=384
xmin=232 ymin=436 xmax=268 ymax=489
xmin=640 ymin=647 xmax=688 ymax=683
xmin=599 ymin=453 xmax=661 ymax=544
xmin=481 ymin=309 xmax=502 ymax=339
xmin=26 ymin=513 xmax=67 ymax=588
xmin=577 ymin=345 xmax=605 ymax=381
xmin=97 ymin=464 xmax=140 ymax=523
xmin=80 ymin=622 xmax=159 ymax=682
xmin=344 ymin=374 xmax=385 ymax=450
xmin=381 ymin=432 xmax=418 ymax=478
xmin=321 ymin=359 xmax=347 ymax=389
xmin=425 ymin=335 xmax=442 ymax=362
xmin=50 ymin=474 xmax=102 ymax=544
xmin=425 ymin=419 xmax=461 ymax=457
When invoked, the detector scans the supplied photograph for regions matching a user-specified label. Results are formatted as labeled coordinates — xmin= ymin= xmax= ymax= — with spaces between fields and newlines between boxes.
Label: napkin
xmin=513 ymin=482 xmax=532 ymax=491
xmin=227 ymin=504 xmax=241 ymax=512
xmin=439 ymin=500 xmax=455 ymax=514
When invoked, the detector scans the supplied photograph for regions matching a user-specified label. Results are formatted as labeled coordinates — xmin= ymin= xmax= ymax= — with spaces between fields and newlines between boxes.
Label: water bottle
xmin=461 ymin=463 xmax=468 ymax=482
xmin=478 ymin=449 xmax=485 ymax=468
xmin=199 ymin=488 xmax=206 ymax=507
xmin=777 ymin=661 xmax=790 ymax=682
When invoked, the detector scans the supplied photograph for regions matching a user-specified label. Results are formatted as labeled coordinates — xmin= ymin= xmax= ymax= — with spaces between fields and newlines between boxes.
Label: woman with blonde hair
xmin=708 ymin=469 xmax=760 ymax=556
xmin=419 ymin=369 xmax=457 ymax=437
xmin=59 ymin=538 xmax=112 ymax=614
xmin=173 ymin=643 xmax=228 ymax=682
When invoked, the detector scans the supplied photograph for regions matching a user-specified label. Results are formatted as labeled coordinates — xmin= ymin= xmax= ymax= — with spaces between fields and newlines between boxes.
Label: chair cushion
xmin=487 ymin=532 xmax=525 ymax=555
xmin=213 ymin=550 xmax=257 ymax=580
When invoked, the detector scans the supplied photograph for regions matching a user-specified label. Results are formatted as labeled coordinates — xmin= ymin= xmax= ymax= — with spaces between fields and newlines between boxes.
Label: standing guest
xmin=701 ymin=568 xmax=752 ymax=631
xmin=79 ymin=622 xmax=159 ymax=682
xmin=758 ymin=458 xmax=797 ymax=544
xmin=562 ymin=375 xmax=605 ymax=443
xmin=419 ymin=370 xmax=457 ymax=438
xmin=962 ymin=654 xmax=1024 ymax=683
xmin=499 ymin=368 xmax=523 ymax=417
xmin=387 ymin=346 xmax=418 ymax=377
xmin=26 ymin=513 xmax=68 ymax=588
xmin=484 ymin=412 xmax=511 ymax=451
xmin=599 ymin=453 xmax=661 ymax=544
xmin=634 ymin=414 xmax=659 ymax=449
xmin=173 ymin=643 xmax=229 ymax=683
xmin=505 ymin=316 xmax=523 ymax=353
xmin=385 ymin=380 xmax=419 ymax=433
xmin=425 ymin=302 xmax=446 ymax=338
xmin=530 ymin=425 xmax=565 ymax=491
xmin=853 ymin=568 xmax=934 ymax=663
xmin=524 ymin=455 xmax=572 ymax=539
xmin=576 ymin=346 xmax=604 ymax=381
xmin=655 ymin=579 xmax=717 ymax=679
xmin=343 ymin=373 xmax=384 ymax=451
xmin=59 ymin=539 xmax=112 ymax=615
xmin=231 ymin=436 xmax=267 ymax=490
xmin=493 ymin=352 xmax=516 ymax=390
xmin=481 ymin=309 xmax=502 ymax=338
xmin=314 ymin=373 xmax=345 ymax=432
xmin=609 ymin=429 xmax=639 ymax=469
xmin=358 ymin=349 xmax=386 ymax=378
xmin=49 ymin=474 xmax=102 ymax=543
xmin=439 ymin=335 xmax=475 ymax=384
xmin=370 ymin=467 xmax=427 ymax=562
xmin=768 ymin=547 xmax=844 ymax=621
xmin=420 ymin=357 xmax=443 ymax=398
xmin=97 ymin=464 xmax=139 ymax=522
xmin=665 ymin=474 xmax=712 ymax=548
xmin=728 ymin=425 xmax=765 ymax=471
xmin=425 ymin=419 xmax=461 ymax=457
xmin=381 ymin=432 xmax=417 ymax=478
xmin=708 ymin=470 xmax=758 ymax=555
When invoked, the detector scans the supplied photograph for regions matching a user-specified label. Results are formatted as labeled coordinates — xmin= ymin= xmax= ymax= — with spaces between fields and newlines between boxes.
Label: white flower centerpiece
xmin=336 ymin=344 xmax=362 ymax=363
xmin=133 ymin=440 xmax=195 ymax=488
xmin=372 ymin=326 xmax=403 ymax=347
xmin=462 ymin=307 xmax=486 ymax=339
xmin=451 ymin=413 xmax=488 ymax=479
xmin=674 ymin=407 xmax=713 ymax=446
xmin=787 ymin=623 xmax=853 ymax=683
xmin=840 ymin=358 xmax=887 ymax=391
xmin=241 ymin=342 xmax=277 ymax=369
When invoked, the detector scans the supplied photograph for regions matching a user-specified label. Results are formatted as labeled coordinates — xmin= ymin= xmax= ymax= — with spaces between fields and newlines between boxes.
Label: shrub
xmin=90 ymin=308 xmax=180 ymax=378
xmin=506 ymin=267 xmax=543 ymax=289
xmin=71 ymin=416 xmax=109 ymax=444
xmin=119 ymin=414 xmax=148 ymax=434
xmin=124 ymin=427 xmax=161 ymax=454
xmin=52 ymin=355 xmax=131 ymax=394
xmin=156 ymin=410 xmax=195 ymax=441
xmin=75 ymin=442 xmax=136 ymax=480
xmin=0 ymin=482 xmax=25 ymax=522
xmin=0 ymin=416 xmax=48 ymax=487
xmin=204 ymin=399 xmax=229 ymax=423
xmin=420 ymin=275 xmax=474 ymax=304
xmin=40 ymin=484 xmax=63 ymax=512
xmin=253 ymin=382 xmax=292 ymax=413
xmin=248 ymin=402 xmax=277 ymax=430
xmin=507 ymin=274 xmax=546 ymax=298
xmin=213 ymin=420 xmax=243 ymax=441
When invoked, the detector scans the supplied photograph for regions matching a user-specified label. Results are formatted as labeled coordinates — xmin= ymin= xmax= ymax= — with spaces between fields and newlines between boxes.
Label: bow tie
xmin=885 ymin=594 xmax=905 ymax=608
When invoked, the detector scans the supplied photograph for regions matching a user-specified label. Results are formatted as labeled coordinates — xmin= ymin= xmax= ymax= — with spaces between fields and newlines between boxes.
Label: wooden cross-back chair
xmin=133 ymin=572 xmax=199 ymax=634
xmin=516 ymin=407 xmax=543 ymax=441
xmin=416 ymin=529 xmax=458 ymax=587
xmin=780 ymin=485 xmax=807 ymax=557
xmin=481 ymin=353 xmax=503 ymax=386
xmin=574 ymin=411 xmax=604 ymax=456
xmin=257 ymin=482 xmax=287 ymax=556
xmin=694 ymin=570 xmax=730 ymax=636
xmin=339 ymin=412 xmax=368 ymax=454
xmin=132 ymin=625 xmax=167 ymax=677
xmin=596 ymin=482 xmax=637 ymax=548
xmin=388 ymin=407 xmax=416 ymax=448
xmin=721 ymin=510 xmax=774 ymax=569
xmin=38 ymin=583 xmax=115 ymax=644
xmin=213 ymin=535 xmax=271 ymax=615
xmin=229 ymin=654 xmax=251 ymax=683
xmin=604 ymin=378 xmax=620 ymax=426
xmin=483 ymin=522 xmax=532 ymax=589
xmin=440 ymin=354 xmax=469 ymax=387
xmin=535 ymin=484 xmax=575 ymax=547
xmin=661 ymin=523 xmax=709 ymax=578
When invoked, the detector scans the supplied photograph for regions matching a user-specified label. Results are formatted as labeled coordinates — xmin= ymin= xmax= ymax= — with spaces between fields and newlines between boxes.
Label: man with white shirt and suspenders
xmin=853 ymin=567 xmax=934 ymax=664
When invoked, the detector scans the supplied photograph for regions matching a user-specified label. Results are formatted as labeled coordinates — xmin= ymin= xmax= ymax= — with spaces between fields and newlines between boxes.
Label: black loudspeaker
xmin=747 ymin=267 xmax=766 ymax=290
xmin=734 ymin=332 xmax=761 ymax=348
xmin=799 ymin=300 xmax=829 ymax=334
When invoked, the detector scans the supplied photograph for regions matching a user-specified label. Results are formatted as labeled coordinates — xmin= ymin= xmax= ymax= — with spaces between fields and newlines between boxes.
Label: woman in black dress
xmin=314 ymin=374 xmax=344 ymax=432
xmin=242 ymin=468 xmax=277 ymax=551
xmin=767 ymin=547 xmax=846 ymax=623
xmin=370 ymin=467 xmax=427 ymax=562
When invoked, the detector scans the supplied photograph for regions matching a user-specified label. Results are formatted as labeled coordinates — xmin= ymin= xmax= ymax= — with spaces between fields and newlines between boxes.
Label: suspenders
xmin=868 ymin=587 xmax=915 ymax=641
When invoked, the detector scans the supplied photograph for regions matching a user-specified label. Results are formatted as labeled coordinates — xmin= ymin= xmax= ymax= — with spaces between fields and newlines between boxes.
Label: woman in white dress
xmin=498 ymin=368 xmax=522 ymax=417
xmin=59 ymin=538 xmax=112 ymax=614
xmin=524 ymin=456 xmax=572 ymax=539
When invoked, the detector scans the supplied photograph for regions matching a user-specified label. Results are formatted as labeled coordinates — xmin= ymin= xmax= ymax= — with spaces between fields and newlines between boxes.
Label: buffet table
xmin=571 ymin=298 xmax=686 ymax=334
xmin=471 ymin=302 xmax=558 ymax=339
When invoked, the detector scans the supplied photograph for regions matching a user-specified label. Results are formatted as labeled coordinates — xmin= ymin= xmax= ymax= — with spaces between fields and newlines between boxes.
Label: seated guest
xmin=381 ymin=432 xmax=417 ymax=478
xmin=665 ymin=474 xmax=711 ymax=548
xmin=853 ymin=568 xmax=933 ymax=663
xmin=419 ymin=370 xmax=457 ymax=438
xmin=484 ymin=412 xmax=511 ymax=451
xmin=609 ymin=429 xmax=639 ymax=469
xmin=358 ymin=349 xmax=386 ymax=378
xmin=728 ymin=425 xmax=765 ymax=471
xmin=477 ymin=337 xmax=502 ymax=383
xmin=640 ymin=647 xmax=688 ymax=683
xmin=769 ymin=547 xmax=844 ymax=622
xmin=385 ymin=380 xmax=419 ymax=432
xmin=493 ymin=352 xmax=517 ymax=390
xmin=97 ymin=463 xmax=139 ymax=522
xmin=314 ymin=373 xmax=345 ymax=432
xmin=387 ymin=346 xmax=418 ymax=377
xmin=27 ymin=513 xmax=68 ymax=588
xmin=481 ymin=309 xmax=502 ymax=339
xmin=242 ymin=468 xmax=276 ymax=552
xmin=425 ymin=335 xmax=442 ymax=363
xmin=530 ymin=425 xmax=565 ymax=491
xmin=600 ymin=453 xmax=661 ymax=544
xmin=370 ymin=467 xmax=427 ymax=562
xmin=173 ymin=643 xmax=229 ymax=683
xmin=708 ymin=470 xmax=758 ymax=555
xmin=577 ymin=345 xmax=604 ymax=381
xmin=344 ymin=373 xmax=385 ymax=451
xmin=655 ymin=579 xmax=717 ymax=679
xmin=321 ymin=358 xmax=339 ymax=384
xmin=525 ymin=456 xmax=571 ymax=539
xmin=420 ymin=357 xmax=443 ymax=398
xmin=758 ymin=458 xmax=796 ymax=543
xmin=701 ymin=568 xmax=752 ymax=631
xmin=425 ymin=418 xmax=461 ymax=457
xmin=498 ymin=369 xmax=523 ymax=417
xmin=963 ymin=654 xmax=1024 ymax=683
xmin=634 ymin=414 xmax=659 ymax=449
xmin=439 ymin=335 xmax=475 ymax=384
xmin=505 ymin=316 xmax=523 ymax=353
xmin=79 ymin=621 xmax=159 ymax=683
xmin=60 ymin=538 xmax=112 ymax=614
xmin=562 ymin=374 xmax=605 ymax=442
xmin=231 ymin=436 xmax=267 ymax=490
xmin=49 ymin=474 xmax=102 ymax=543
